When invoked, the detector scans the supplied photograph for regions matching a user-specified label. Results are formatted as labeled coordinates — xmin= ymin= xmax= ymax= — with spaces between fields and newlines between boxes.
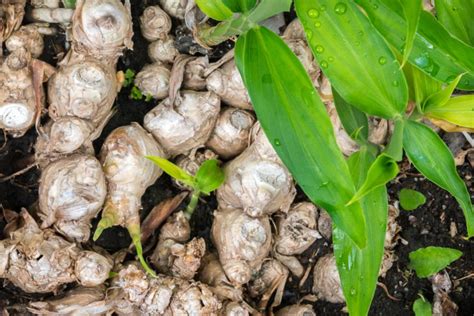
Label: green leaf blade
xmin=223 ymin=0 xmax=257 ymax=12
xmin=402 ymin=120 xmax=474 ymax=236
xmin=413 ymin=297 xmax=433 ymax=316
xmin=424 ymin=95 xmax=474 ymax=129
xmin=398 ymin=0 xmax=422 ymax=67
xmin=295 ymin=0 xmax=408 ymax=118
xmin=334 ymin=147 xmax=388 ymax=315
xmin=409 ymin=246 xmax=462 ymax=277
xmin=235 ymin=26 xmax=367 ymax=248
xmin=196 ymin=0 xmax=233 ymax=21
xmin=422 ymin=74 xmax=463 ymax=111
xmin=399 ymin=188 xmax=426 ymax=210
xmin=195 ymin=159 xmax=225 ymax=194
xmin=357 ymin=0 xmax=474 ymax=90
xmin=435 ymin=0 xmax=474 ymax=46
xmin=333 ymin=88 xmax=369 ymax=142
xmin=145 ymin=156 xmax=195 ymax=187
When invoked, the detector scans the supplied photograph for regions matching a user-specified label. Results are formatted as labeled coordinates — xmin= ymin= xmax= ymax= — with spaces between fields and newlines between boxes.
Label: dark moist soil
xmin=1 ymin=2 xmax=473 ymax=315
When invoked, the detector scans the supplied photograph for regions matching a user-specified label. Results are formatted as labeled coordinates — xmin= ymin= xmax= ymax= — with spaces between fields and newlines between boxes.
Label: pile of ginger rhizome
xmin=0 ymin=1 xmax=401 ymax=315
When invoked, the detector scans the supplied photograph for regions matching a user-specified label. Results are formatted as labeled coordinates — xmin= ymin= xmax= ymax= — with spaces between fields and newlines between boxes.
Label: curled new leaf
xmin=424 ymin=95 xmax=474 ymax=129
xmin=196 ymin=0 xmax=233 ymax=21
xmin=195 ymin=159 xmax=225 ymax=194
xmin=146 ymin=156 xmax=195 ymax=187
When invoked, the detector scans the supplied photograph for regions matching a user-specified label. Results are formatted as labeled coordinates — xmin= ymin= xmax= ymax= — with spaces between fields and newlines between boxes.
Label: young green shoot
xmin=399 ymin=188 xmax=426 ymax=211
xmin=146 ymin=156 xmax=225 ymax=219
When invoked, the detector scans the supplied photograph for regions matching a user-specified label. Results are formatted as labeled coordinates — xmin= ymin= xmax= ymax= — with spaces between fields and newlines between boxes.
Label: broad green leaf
xmin=413 ymin=296 xmax=432 ymax=316
xmin=398 ymin=0 xmax=422 ymax=67
xmin=333 ymin=88 xmax=369 ymax=142
xmin=347 ymin=153 xmax=398 ymax=205
xmin=223 ymin=0 xmax=257 ymax=12
xmin=196 ymin=0 xmax=292 ymax=46
xmin=145 ymin=156 xmax=195 ymax=187
xmin=403 ymin=120 xmax=474 ymax=236
xmin=357 ymin=0 xmax=474 ymax=90
xmin=296 ymin=0 xmax=408 ymax=119
xmin=235 ymin=26 xmax=367 ymax=248
xmin=435 ymin=0 xmax=474 ymax=46
xmin=384 ymin=119 xmax=404 ymax=161
xmin=196 ymin=0 xmax=233 ymax=21
xmin=334 ymin=147 xmax=388 ymax=315
xmin=424 ymin=95 xmax=474 ymax=129
xmin=399 ymin=188 xmax=426 ymax=210
xmin=409 ymin=246 xmax=462 ymax=277
xmin=403 ymin=63 xmax=442 ymax=107
xmin=422 ymin=74 xmax=463 ymax=111
xmin=195 ymin=159 xmax=225 ymax=194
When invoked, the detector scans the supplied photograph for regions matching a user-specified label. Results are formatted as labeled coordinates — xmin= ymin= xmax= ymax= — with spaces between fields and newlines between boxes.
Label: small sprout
xmin=409 ymin=246 xmax=462 ymax=278
xmin=146 ymin=156 xmax=225 ymax=218
xmin=145 ymin=94 xmax=153 ymax=102
xmin=413 ymin=295 xmax=432 ymax=316
xmin=123 ymin=68 xmax=136 ymax=87
xmin=399 ymin=188 xmax=426 ymax=211
xmin=130 ymin=85 xmax=143 ymax=100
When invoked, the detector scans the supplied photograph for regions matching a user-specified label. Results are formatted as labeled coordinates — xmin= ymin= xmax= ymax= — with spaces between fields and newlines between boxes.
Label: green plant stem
xmin=128 ymin=223 xmax=157 ymax=277
xmin=185 ymin=190 xmax=201 ymax=219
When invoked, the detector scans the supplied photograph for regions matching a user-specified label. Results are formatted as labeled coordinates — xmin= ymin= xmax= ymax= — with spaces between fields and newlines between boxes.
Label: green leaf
xmin=196 ymin=0 xmax=233 ymax=21
xmin=399 ymin=188 xmax=426 ymax=210
xmin=130 ymin=86 xmax=143 ymax=100
xmin=435 ymin=0 xmax=474 ymax=46
xmin=196 ymin=0 xmax=292 ymax=46
xmin=195 ymin=159 xmax=225 ymax=194
xmin=347 ymin=153 xmax=398 ymax=205
xmin=295 ymin=0 xmax=408 ymax=119
xmin=398 ymin=0 xmax=422 ymax=67
xmin=384 ymin=119 xmax=404 ymax=161
xmin=409 ymin=246 xmax=462 ymax=277
xmin=334 ymin=147 xmax=388 ymax=315
xmin=356 ymin=0 xmax=474 ymax=90
xmin=123 ymin=69 xmax=135 ymax=88
xmin=422 ymin=74 xmax=463 ymax=111
xmin=333 ymin=88 xmax=369 ymax=142
xmin=223 ymin=0 xmax=256 ymax=12
xmin=413 ymin=296 xmax=433 ymax=316
xmin=145 ymin=156 xmax=195 ymax=187
xmin=424 ymin=95 xmax=474 ymax=129
xmin=63 ymin=0 xmax=76 ymax=8
xmin=404 ymin=63 xmax=443 ymax=107
xmin=235 ymin=26 xmax=367 ymax=248
xmin=403 ymin=120 xmax=474 ymax=237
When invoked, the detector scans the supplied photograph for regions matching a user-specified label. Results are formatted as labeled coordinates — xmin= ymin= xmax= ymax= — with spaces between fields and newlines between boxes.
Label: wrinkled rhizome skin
xmin=151 ymin=211 xmax=206 ymax=280
xmin=38 ymin=154 xmax=107 ymax=242
xmin=134 ymin=62 xmax=171 ymax=100
xmin=216 ymin=123 xmax=296 ymax=217
xmin=212 ymin=208 xmax=272 ymax=286
xmin=0 ymin=210 xmax=111 ymax=293
xmin=71 ymin=0 xmax=133 ymax=63
xmin=0 ymin=0 xmax=25 ymax=46
xmin=140 ymin=5 xmax=171 ymax=42
xmin=206 ymin=107 xmax=255 ymax=159
xmin=275 ymin=304 xmax=316 ymax=316
xmin=312 ymin=254 xmax=345 ymax=304
xmin=0 ymin=48 xmax=43 ymax=137
xmin=6 ymin=25 xmax=44 ymax=58
xmin=97 ymin=123 xmax=165 ymax=238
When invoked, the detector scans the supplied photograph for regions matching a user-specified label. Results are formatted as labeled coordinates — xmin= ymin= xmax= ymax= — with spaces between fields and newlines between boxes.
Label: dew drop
xmin=334 ymin=2 xmax=347 ymax=15
xmin=315 ymin=45 xmax=324 ymax=53
xmin=314 ymin=21 xmax=322 ymax=28
xmin=328 ymin=56 xmax=334 ymax=62
xmin=320 ymin=60 xmax=328 ymax=68
xmin=378 ymin=56 xmax=387 ymax=65
xmin=306 ymin=30 xmax=313 ymax=40
xmin=414 ymin=55 xmax=430 ymax=68
xmin=274 ymin=138 xmax=281 ymax=146
xmin=307 ymin=9 xmax=320 ymax=18
xmin=392 ymin=80 xmax=399 ymax=87
xmin=350 ymin=288 xmax=357 ymax=295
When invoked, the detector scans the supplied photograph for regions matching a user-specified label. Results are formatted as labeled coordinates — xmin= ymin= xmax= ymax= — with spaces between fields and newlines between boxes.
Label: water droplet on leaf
xmin=350 ymin=288 xmax=357 ymax=295
xmin=274 ymin=139 xmax=281 ymax=146
xmin=378 ymin=56 xmax=387 ymax=65
xmin=307 ymin=9 xmax=320 ymax=18
xmin=306 ymin=30 xmax=313 ymax=40
xmin=392 ymin=80 xmax=399 ymax=87
xmin=315 ymin=45 xmax=324 ymax=53
xmin=320 ymin=60 xmax=328 ymax=68
xmin=328 ymin=56 xmax=334 ymax=62
xmin=314 ymin=21 xmax=322 ymax=28
xmin=334 ymin=2 xmax=347 ymax=14
xmin=414 ymin=55 xmax=430 ymax=68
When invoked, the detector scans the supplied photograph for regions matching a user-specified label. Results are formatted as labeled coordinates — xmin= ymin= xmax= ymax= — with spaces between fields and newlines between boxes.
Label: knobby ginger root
xmin=5 ymin=25 xmax=44 ymax=58
xmin=0 ymin=210 xmax=111 ymax=293
xmin=38 ymin=154 xmax=107 ymax=242
xmin=173 ymin=148 xmax=218 ymax=189
xmin=206 ymin=107 xmax=255 ymax=160
xmin=0 ymin=0 xmax=26 ymax=47
xmin=148 ymin=36 xmax=179 ymax=64
xmin=276 ymin=304 xmax=316 ymax=316
xmin=134 ymin=62 xmax=171 ymax=100
xmin=211 ymin=208 xmax=272 ymax=286
xmin=312 ymin=254 xmax=345 ymax=304
xmin=140 ymin=5 xmax=172 ymax=42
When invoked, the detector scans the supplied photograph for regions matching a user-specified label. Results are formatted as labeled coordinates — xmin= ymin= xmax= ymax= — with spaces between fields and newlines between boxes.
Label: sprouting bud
xmin=158 ymin=211 xmax=191 ymax=242
xmin=71 ymin=0 xmax=133 ymax=62
xmin=206 ymin=107 xmax=255 ymax=160
xmin=144 ymin=90 xmax=220 ymax=156
xmin=312 ymin=254 xmax=345 ymax=303
xmin=38 ymin=154 xmax=107 ymax=242
xmin=169 ymin=282 xmax=223 ymax=315
xmin=216 ymin=123 xmax=295 ymax=217
xmin=134 ymin=62 xmax=171 ymax=100
xmin=276 ymin=304 xmax=316 ymax=316
xmin=75 ymin=251 xmax=113 ymax=287
xmin=47 ymin=57 xmax=117 ymax=128
xmin=0 ymin=49 xmax=39 ymax=137
xmin=274 ymin=202 xmax=321 ymax=256
xmin=173 ymin=148 xmax=218 ymax=189
xmin=206 ymin=59 xmax=253 ymax=111
xmin=140 ymin=5 xmax=172 ymax=42
xmin=148 ymin=36 xmax=179 ymax=64
xmin=211 ymin=209 xmax=272 ymax=285
xmin=6 ymin=25 xmax=44 ymax=57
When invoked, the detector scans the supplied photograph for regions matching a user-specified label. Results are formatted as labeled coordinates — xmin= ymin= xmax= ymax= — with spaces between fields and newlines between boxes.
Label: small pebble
xmin=420 ymin=228 xmax=429 ymax=235
xmin=408 ymin=215 xmax=417 ymax=226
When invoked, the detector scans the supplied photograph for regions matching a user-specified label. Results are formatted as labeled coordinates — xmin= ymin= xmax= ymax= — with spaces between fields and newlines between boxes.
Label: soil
xmin=0 ymin=2 xmax=473 ymax=315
